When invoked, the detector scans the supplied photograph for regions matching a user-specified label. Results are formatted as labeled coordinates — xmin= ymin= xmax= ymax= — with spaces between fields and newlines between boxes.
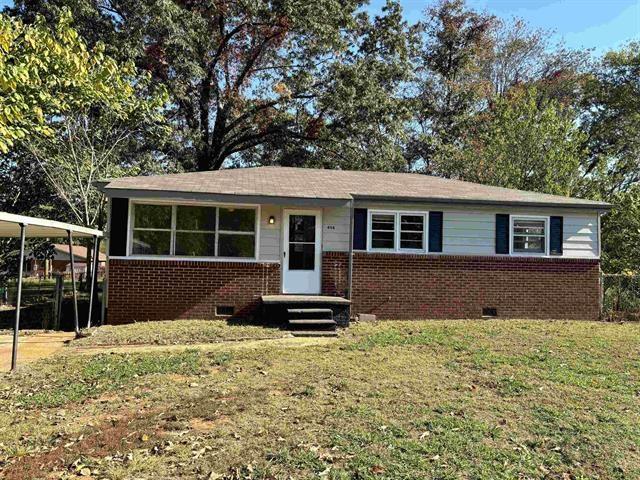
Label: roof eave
xmin=351 ymin=194 xmax=612 ymax=211
xmin=99 ymin=186 xmax=352 ymax=207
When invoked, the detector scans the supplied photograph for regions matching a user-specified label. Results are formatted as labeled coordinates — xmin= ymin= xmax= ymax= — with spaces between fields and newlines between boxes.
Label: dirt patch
xmin=2 ymin=412 xmax=160 ymax=480
xmin=188 ymin=417 xmax=224 ymax=432
xmin=0 ymin=332 xmax=75 ymax=372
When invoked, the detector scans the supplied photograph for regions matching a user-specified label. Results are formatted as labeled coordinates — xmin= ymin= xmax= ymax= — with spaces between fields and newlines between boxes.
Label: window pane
xmin=134 ymin=204 xmax=171 ymax=229
xmin=175 ymin=232 xmax=215 ymax=256
xmin=218 ymin=234 xmax=255 ymax=257
xmin=400 ymin=215 xmax=423 ymax=231
xmin=219 ymin=208 xmax=255 ymax=232
xmin=372 ymin=231 xmax=395 ymax=249
xmin=371 ymin=214 xmax=395 ymax=231
xmin=176 ymin=206 xmax=216 ymax=231
xmin=400 ymin=215 xmax=424 ymax=249
xmin=401 ymin=232 xmax=423 ymax=249
xmin=289 ymin=243 xmax=315 ymax=270
xmin=289 ymin=215 xmax=315 ymax=242
xmin=132 ymin=230 xmax=171 ymax=255
xmin=513 ymin=236 xmax=544 ymax=253
xmin=513 ymin=220 xmax=545 ymax=236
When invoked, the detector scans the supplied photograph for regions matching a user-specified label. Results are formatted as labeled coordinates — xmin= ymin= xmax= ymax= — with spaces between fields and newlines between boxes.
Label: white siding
xmin=322 ymin=206 xmax=351 ymax=252
xmin=563 ymin=214 xmax=599 ymax=258
xmin=443 ymin=211 xmax=495 ymax=255
xmin=259 ymin=204 xmax=281 ymax=262
xmin=257 ymin=203 xmax=353 ymax=260
xmin=356 ymin=202 xmax=600 ymax=259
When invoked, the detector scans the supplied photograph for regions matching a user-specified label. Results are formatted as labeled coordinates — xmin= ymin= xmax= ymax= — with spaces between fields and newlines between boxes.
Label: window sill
xmin=109 ymin=255 xmax=278 ymax=264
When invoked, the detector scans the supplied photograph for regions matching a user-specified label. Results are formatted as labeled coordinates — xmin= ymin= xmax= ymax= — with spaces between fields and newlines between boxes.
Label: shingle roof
xmin=99 ymin=166 xmax=610 ymax=210
xmin=52 ymin=244 xmax=106 ymax=262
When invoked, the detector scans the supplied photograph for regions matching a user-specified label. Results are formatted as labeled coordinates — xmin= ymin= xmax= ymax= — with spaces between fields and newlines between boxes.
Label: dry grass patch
xmin=1 ymin=320 xmax=639 ymax=479
xmin=75 ymin=319 xmax=288 ymax=347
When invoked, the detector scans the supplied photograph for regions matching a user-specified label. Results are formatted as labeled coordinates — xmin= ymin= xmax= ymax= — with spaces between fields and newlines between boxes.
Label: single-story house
xmin=97 ymin=167 xmax=610 ymax=326
xmin=26 ymin=244 xmax=106 ymax=277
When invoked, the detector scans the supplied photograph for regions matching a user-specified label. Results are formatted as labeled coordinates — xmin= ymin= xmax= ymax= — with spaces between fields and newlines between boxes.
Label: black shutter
xmin=109 ymin=198 xmax=129 ymax=256
xmin=352 ymin=208 xmax=368 ymax=250
xmin=495 ymin=214 xmax=510 ymax=254
xmin=428 ymin=211 xmax=443 ymax=252
xmin=550 ymin=216 xmax=563 ymax=255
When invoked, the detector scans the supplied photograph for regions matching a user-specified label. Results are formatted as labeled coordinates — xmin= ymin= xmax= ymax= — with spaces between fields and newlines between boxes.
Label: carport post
xmin=86 ymin=235 xmax=100 ymax=328
xmin=67 ymin=230 xmax=80 ymax=335
xmin=11 ymin=223 xmax=26 ymax=372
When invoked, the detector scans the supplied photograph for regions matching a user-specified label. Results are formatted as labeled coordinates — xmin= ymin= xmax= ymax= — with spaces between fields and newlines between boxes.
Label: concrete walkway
xmin=0 ymin=333 xmax=336 ymax=371
xmin=0 ymin=331 xmax=76 ymax=371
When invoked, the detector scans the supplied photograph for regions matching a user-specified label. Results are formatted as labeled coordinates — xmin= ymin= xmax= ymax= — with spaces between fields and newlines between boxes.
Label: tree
xmin=1 ymin=9 xmax=168 ymax=227
xmin=601 ymin=186 xmax=640 ymax=273
xmin=442 ymin=86 xmax=586 ymax=196
xmin=247 ymin=0 xmax=416 ymax=171
xmin=10 ymin=0 xmax=415 ymax=172
xmin=0 ymin=9 xmax=145 ymax=153
xmin=1 ymin=10 xmax=170 ymax=279
xmin=24 ymin=108 xmax=169 ymax=230
xmin=409 ymin=0 xmax=495 ymax=172
xmin=480 ymin=17 xmax=587 ymax=104
xmin=580 ymin=42 xmax=640 ymax=195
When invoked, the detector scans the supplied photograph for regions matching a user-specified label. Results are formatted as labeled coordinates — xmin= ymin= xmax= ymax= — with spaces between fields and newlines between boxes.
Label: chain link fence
xmin=602 ymin=273 xmax=640 ymax=321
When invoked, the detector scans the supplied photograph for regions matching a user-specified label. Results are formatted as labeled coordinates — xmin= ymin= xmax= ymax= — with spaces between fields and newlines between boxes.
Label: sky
xmin=1 ymin=0 xmax=638 ymax=55
xmin=369 ymin=0 xmax=640 ymax=55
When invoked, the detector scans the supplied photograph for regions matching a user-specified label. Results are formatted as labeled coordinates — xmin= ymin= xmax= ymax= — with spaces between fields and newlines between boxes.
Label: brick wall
xmin=323 ymin=252 xmax=601 ymax=320
xmin=322 ymin=252 xmax=350 ymax=297
xmin=107 ymin=259 xmax=280 ymax=325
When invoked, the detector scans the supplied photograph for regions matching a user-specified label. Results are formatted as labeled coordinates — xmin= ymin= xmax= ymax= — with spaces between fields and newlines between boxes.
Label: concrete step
xmin=288 ymin=319 xmax=337 ymax=326
xmin=291 ymin=330 xmax=338 ymax=338
xmin=287 ymin=308 xmax=333 ymax=315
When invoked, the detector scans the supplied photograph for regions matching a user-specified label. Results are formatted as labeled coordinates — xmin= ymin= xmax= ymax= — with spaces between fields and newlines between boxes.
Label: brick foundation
xmin=322 ymin=252 xmax=350 ymax=297
xmin=323 ymin=251 xmax=601 ymax=320
xmin=107 ymin=259 xmax=280 ymax=325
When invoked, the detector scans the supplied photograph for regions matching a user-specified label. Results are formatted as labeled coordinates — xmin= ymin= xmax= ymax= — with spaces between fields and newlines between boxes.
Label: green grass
xmin=1 ymin=320 xmax=639 ymax=479
xmin=75 ymin=319 xmax=288 ymax=346
xmin=8 ymin=349 xmax=204 ymax=408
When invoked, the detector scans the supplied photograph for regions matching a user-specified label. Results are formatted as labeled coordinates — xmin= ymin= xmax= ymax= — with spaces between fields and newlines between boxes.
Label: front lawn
xmin=1 ymin=320 xmax=638 ymax=479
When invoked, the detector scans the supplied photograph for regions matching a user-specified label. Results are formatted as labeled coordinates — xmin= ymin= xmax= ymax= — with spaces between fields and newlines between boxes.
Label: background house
xmin=26 ymin=244 xmax=106 ymax=278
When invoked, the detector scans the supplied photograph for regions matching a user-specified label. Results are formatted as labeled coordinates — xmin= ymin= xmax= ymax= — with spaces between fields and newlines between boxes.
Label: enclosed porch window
xmin=131 ymin=203 xmax=257 ymax=258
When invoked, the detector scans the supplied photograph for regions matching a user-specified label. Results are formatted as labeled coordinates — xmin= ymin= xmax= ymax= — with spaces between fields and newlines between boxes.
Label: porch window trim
xmin=509 ymin=215 xmax=550 ymax=257
xmin=127 ymin=200 xmax=261 ymax=261
xmin=367 ymin=209 xmax=428 ymax=253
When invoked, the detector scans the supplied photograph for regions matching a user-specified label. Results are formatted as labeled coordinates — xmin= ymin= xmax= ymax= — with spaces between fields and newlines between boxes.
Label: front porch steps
xmin=288 ymin=319 xmax=337 ymax=326
xmin=287 ymin=308 xmax=337 ymax=337
xmin=261 ymin=295 xmax=350 ymax=337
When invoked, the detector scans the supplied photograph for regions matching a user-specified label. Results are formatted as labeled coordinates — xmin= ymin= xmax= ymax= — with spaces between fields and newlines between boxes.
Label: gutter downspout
xmin=347 ymin=198 xmax=354 ymax=302
xmin=598 ymin=210 xmax=604 ymax=319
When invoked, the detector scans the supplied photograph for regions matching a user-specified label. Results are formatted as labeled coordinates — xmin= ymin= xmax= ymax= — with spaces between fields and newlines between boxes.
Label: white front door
xmin=282 ymin=209 xmax=322 ymax=294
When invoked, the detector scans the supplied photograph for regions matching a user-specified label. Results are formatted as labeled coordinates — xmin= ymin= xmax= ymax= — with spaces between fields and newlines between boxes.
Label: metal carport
xmin=0 ymin=212 xmax=103 ymax=371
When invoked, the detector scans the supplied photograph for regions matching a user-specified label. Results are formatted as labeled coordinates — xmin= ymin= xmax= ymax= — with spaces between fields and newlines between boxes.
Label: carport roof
xmin=0 ymin=212 xmax=103 ymax=238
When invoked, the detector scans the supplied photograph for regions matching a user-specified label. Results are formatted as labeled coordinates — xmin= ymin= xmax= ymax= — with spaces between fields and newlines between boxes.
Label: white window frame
xmin=510 ymin=215 xmax=549 ymax=257
xmin=367 ymin=210 xmax=428 ymax=253
xmin=129 ymin=204 xmax=174 ymax=256
xmin=127 ymin=200 xmax=260 ymax=261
